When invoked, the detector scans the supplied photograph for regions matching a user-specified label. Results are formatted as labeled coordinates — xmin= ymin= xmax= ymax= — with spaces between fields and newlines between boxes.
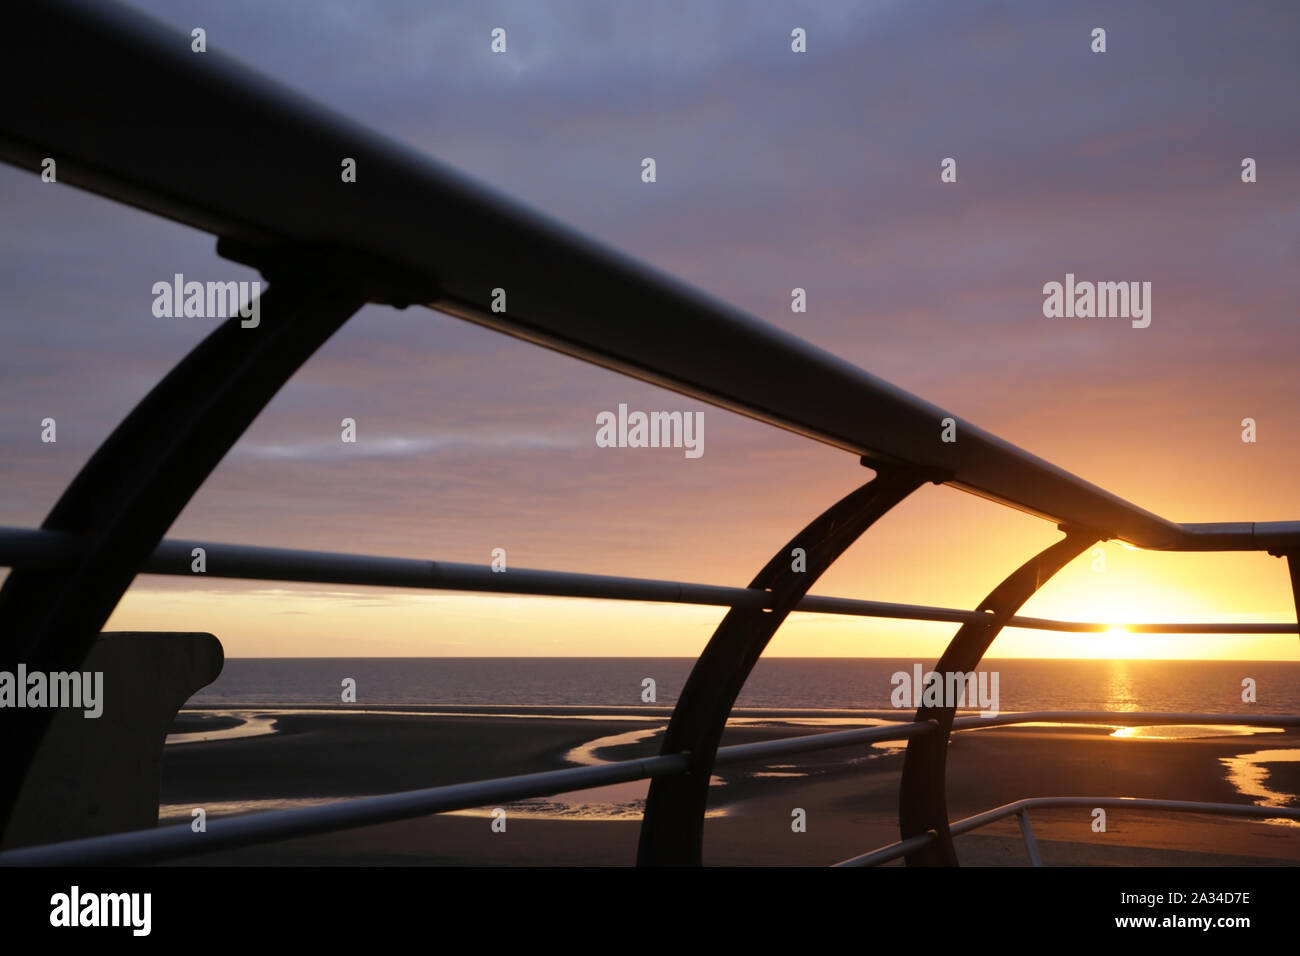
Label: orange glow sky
xmin=4 ymin=1 xmax=1298 ymax=660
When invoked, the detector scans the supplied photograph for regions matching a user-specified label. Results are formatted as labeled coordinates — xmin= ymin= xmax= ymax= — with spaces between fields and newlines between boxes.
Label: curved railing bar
xmin=898 ymin=532 xmax=1100 ymax=865
xmin=636 ymin=465 xmax=930 ymax=865
xmin=0 ymin=252 xmax=432 ymax=829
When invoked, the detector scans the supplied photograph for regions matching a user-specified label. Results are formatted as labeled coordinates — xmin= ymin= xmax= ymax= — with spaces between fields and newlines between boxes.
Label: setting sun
xmin=1098 ymin=626 xmax=1131 ymax=659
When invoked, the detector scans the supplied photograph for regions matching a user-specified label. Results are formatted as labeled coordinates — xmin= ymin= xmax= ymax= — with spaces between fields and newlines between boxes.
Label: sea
xmin=188 ymin=657 xmax=1300 ymax=714
xmin=166 ymin=657 xmax=1300 ymax=826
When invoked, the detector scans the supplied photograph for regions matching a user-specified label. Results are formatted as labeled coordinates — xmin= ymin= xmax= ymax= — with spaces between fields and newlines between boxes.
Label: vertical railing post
xmin=1285 ymin=553 xmax=1300 ymax=645
xmin=0 ymin=243 xmax=434 ymax=830
xmin=1016 ymin=808 xmax=1043 ymax=867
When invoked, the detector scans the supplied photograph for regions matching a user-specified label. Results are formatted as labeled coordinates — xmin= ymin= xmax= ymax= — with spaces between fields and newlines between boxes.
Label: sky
xmin=1 ymin=0 xmax=1298 ymax=659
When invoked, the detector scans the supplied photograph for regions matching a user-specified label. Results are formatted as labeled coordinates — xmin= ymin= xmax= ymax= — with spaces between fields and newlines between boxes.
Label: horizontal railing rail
xmin=950 ymin=711 xmax=1300 ymax=730
xmin=0 ymin=720 xmax=940 ymax=865
xmin=835 ymin=796 xmax=1300 ymax=867
xmin=0 ymin=527 xmax=1294 ymax=635
xmin=2 ymin=711 xmax=1294 ymax=867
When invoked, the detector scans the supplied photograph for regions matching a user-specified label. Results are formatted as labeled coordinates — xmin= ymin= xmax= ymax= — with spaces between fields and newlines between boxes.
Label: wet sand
xmin=159 ymin=711 xmax=1300 ymax=866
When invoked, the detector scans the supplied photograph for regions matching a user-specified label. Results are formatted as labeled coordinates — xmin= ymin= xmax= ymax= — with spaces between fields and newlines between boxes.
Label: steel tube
xmin=0 ymin=754 xmax=689 ymax=867
xmin=1016 ymin=809 xmax=1043 ymax=866
xmin=835 ymin=797 xmax=1300 ymax=867
xmin=638 ymin=468 xmax=926 ymax=865
xmin=832 ymin=833 xmax=938 ymax=868
xmin=3 ymin=528 xmax=1292 ymax=634
xmin=949 ymin=796 xmax=1300 ymax=836
xmin=712 ymin=721 xmax=936 ymax=766
xmin=898 ymin=533 xmax=1099 ymax=865
xmin=5 ymin=2 xmax=1296 ymax=552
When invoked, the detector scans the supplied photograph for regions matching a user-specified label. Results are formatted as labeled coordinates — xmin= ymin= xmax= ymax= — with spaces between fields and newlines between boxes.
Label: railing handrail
xmin=834 ymin=795 xmax=1300 ymax=867
xmin=3 ymin=1 xmax=1297 ymax=872
xmin=950 ymin=710 xmax=1300 ymax=729
xmin=0 ymin=720 xmax=940 ymax=866
xmin=5 ymin=1 xmax=1299 ymax=552
xmin=1 ymin=527 xmax=1293 ymax=635
xmin=2 ymin=710 xmax=1294 ymax=867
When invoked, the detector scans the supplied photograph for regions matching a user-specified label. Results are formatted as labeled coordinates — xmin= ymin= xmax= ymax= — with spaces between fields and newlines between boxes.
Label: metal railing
xmin=1 ymin=0 xmax=1297 ymax=867
xmin=2 ymin=527 xmax=1296 ymax=634
xmin=837 ymin=795 xmax=1300 ymax=867
xmin=2 ymin=711 xmax=1296 ymax=866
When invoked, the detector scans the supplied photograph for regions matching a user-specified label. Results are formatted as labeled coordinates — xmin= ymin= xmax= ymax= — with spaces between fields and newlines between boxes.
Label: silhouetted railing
xmin=1 ymin=0 xmax=1297 ymax=867
xmin=2 ymin=712 xmax=1296 ymax=866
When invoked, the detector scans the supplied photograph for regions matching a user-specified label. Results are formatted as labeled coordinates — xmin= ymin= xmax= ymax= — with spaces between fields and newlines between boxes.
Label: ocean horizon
xmin=189 ymin=657 xmax=1300 ymax=714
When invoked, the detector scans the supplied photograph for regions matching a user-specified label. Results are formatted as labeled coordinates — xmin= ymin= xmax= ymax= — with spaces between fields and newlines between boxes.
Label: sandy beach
xmin=158 ymin=710 xmax=1300 ymax=866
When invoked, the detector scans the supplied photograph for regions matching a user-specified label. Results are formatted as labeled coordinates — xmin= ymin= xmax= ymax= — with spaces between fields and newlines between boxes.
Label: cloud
xmin=234 ymin=432 xmax=584 ymax=462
